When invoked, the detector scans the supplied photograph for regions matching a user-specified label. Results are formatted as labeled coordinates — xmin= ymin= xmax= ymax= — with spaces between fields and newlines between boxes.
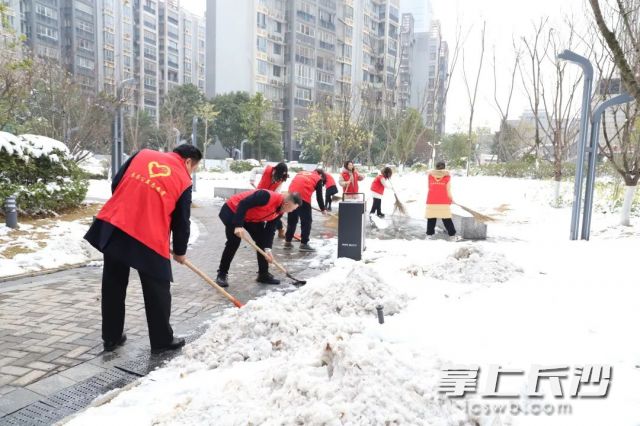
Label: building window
xmin=78 ymin=38 xmax=93 ymax=51
xmin=295 ymin=87 xmax=312 ymax=101
xmin=35 ymin=4 xmax=58 ymax=20
xmin=76 ymin=56 xmax=95 ymax=70
xmin=36 ymin=24 xmax=58 ymax=41
xmin=257 ymin=60 xmax=268 ymax=75
xmin=273 ymin=43 xmax=282 ymax=55
xmin=295 ymin=64 xmax=313 ymax=87
xmin=257 ymin=37 xmax=267 ymax=52
xmin=76 ymin=21 xmax=93 ymax=34
xmin=257 ymin=12 xmax=266 ymax=29
xmin=74 ymin=1 xmax=93 ymax=16
xmin=275 ymin=21 xmax=282 ymax=33
xmin=273 ymin=65 xmax=281 ymax=77
xmin=297 ymin=23 xmax=314 ymax=37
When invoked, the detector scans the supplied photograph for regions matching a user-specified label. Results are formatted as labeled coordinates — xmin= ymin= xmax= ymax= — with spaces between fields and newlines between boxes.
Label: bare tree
xmin=462 ymin=21 xmax=486 ymax=175
xmin=492 ymin=43 xmax=521 ymax=161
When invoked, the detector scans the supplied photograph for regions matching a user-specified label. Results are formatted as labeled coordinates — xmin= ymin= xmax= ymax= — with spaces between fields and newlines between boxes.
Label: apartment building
xmin=397 ymin=12 xmax=413 ymax=111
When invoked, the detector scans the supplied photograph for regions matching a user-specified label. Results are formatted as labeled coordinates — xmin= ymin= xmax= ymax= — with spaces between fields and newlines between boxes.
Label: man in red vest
xmin=285 ymin=169 xmax=326 ymax=252
xmin=250 ymin=162 xmax=288 ymax=238
xmin=339 ymin=160 xmax=364 ymax=195
xmin=216 ymin=189 xmax=301 ymax=287
xmin=85 ymin=145 xmax=202 ymax=354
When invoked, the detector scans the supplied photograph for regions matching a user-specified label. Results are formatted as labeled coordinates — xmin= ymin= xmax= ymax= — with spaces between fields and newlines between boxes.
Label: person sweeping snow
xmin=216 ymin=189 xmax=301 ymax=287
xmin=370 ymin=166 xmax=393 ymax=218
xmin=285 ymin=169 xmax=327 ymax=252
xmin=249 ymin=162 xmax=289 ymax=238
xmin=84 ymin=145 xmax=202 ymax=354
xmin=425 ymin=161 xmax=458 ymax=241
xmin=323 ymin=170 xmax=339 ymax=211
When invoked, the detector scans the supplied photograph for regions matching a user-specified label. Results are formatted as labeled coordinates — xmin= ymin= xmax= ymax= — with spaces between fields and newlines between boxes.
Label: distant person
xmin=339 ymin=160 xmax=364 ymax=195
xmin=285 ymin=169 xmax=327 ymax=252
xmin=425 ymin=161 xmax=458 ymax=240
xmin=85 ymin=145 xmax=202 ymax=354
xmin=370 ymin=166 xmax=393 ymax=218
xmin=321 ymin=169 xmax=339 ymax=211
xmin=215 ymin=189 xmax=301 ymax=287
xmin=250 ymin=162 xmax=289 ymax=238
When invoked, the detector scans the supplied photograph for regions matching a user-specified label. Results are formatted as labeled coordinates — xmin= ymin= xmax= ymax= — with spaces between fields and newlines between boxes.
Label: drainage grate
xmin=115 ymin=352 xmax=172 ymax=376
xmin=0 ymin=401 xmax=59 ymax=426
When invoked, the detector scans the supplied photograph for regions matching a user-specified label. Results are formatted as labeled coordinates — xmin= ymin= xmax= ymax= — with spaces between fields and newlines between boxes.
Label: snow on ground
xmin=66 ymin=172 xmax=640 ymax=425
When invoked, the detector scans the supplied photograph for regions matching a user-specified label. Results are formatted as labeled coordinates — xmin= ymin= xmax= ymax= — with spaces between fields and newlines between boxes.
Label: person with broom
xmin=425 ymin=161 xmax=459 ymax=241
xmin=250 ymin=161 xmax=289 ymax=238
xmin=215 ymin=189 xmax=302 ymax=287
xmin=322 ymin=168 xmax=339 ymax=211
xmin=339 ymin=160 xmax=365 ymax=196
xmin=84 ymin=144 xmax=202 ymax=354
xmin=284 ymin=169 xmax=327 ymax=252
xmin=370 ymin=166 xmax=393 ymax=218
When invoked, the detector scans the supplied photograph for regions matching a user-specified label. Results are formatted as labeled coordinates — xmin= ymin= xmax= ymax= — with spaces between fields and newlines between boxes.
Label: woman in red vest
xmin=339 ymin=160 xmax=364 ymax=195
xmin=285 ymin=169 xmax=326 ymax=252
xmin=370 ymin=166 xmax=392 ymax=217
xmin=250 ymin=162 xmax=288 ymax=238
xmin=84 ymin=145 xmax=202 ymax=354
xmin=216 ymin=189 xmax=301 ymax=287
xmin=426 ymin=161 xmax=457 ymax=240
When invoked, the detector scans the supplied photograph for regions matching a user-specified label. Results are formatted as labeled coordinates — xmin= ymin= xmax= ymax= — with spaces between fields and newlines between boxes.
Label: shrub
xmin=229 ymin=160 xmax=255 ymax=173
xmin=288 ymin=166 xmax=304 ymax=173
xmin=0 ymin=133 xmax=88 ymax=216
xmin=411 ymin=162 xmax=429 ymax=172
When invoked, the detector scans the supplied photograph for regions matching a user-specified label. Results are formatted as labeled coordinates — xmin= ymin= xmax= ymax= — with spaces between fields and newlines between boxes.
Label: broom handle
xmin=240 ymin=233 xmax=289 ymax=275
xmin=312 ymin=206 xmax=338 ymax=219
xmin=183 ymin=260 xmax=244 ymax=308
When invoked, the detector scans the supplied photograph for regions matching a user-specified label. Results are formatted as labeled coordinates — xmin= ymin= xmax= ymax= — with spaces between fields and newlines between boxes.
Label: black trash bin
xmin=337 ymin=193 xmax=366 ymax=260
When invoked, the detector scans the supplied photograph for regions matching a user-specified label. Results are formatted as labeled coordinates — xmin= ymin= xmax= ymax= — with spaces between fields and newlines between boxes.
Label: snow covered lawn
xmin=0 ymin=205 xmax=102 ymax=278
xmin=66 ymin=173 xmax=640 ymax=425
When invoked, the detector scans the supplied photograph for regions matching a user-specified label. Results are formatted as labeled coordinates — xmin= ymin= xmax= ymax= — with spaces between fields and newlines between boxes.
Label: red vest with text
xmin=426 ymin=174 xmax=451 ymax=205
xmin=227 ymin=190 xmax=284 ymax=222
xmin=341 ymin=169 xmax=360 ymax=193
xmin=257 ymin=165 xmax=282 ymax=191
xmin=288 ymin=171 xmax=321 ymax=203
xmin=371 ymin=175 xmax=385 ymax=195
xmin=324 ymin=172 xmax=336 ymax=189
xmin=97 ymin=149 xmax=192 ymax=259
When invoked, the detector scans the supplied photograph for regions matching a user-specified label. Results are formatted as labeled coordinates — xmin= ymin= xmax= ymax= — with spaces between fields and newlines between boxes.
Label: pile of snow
xmin=426 ymin=245 xmax=523 ymax=284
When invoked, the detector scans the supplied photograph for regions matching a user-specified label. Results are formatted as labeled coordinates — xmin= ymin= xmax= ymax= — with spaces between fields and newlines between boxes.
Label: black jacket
xmin=219 ymin=190 xmax=280 ymax=249
xmin=84 ymin=152 xmax=192 ymax=282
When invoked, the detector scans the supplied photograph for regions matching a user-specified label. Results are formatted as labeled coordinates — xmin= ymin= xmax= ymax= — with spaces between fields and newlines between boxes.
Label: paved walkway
xmin=0 ymin=201 xmax=329 ymax=419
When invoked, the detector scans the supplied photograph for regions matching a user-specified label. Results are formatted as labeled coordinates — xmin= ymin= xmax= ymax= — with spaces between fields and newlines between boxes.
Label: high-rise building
xmin=399 ymin=0 xmax=431 ymax=33
xmin=398 ymin=13 xmax=414 ymax=111
xmin=207 ymin=0 xmax=402 ymax=160
xmin=6 ymin=0 xmax=204 ymax=123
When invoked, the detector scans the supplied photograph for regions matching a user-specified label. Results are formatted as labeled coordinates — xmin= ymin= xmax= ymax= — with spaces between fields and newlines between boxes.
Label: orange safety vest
xmin=426 ymin=174 xmax=451 ymax=205
xmin=257 ymin=165 xmax=283 ymax=191
xmin=341 ymin=169 xmax=360 ymax=193
xmin=288 ymin=171 xmax=322 ymax=203
xmin=370 ymin=175 xmax=385 ymax=195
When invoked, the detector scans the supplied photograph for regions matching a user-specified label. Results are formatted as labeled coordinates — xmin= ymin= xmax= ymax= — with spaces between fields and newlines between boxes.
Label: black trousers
xmin=286 ymin=201 xmax=312 ymax=244
xmin=426 ymin=218 xmax=456 ymax=236
xmin=218 ymin=221 xmax=271 ymax=275
xmin=325 ymin=186 xmax=338 ymax=210
xmin=370 ymin=198 xmax=382 ymax=215
xmin=102 ymin=253 xmax=174 ymax=348
xmin=275 ymin=217 xmax=283 ymax=231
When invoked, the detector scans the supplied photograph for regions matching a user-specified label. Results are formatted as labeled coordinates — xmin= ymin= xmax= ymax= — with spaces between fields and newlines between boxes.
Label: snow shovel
xmin=240 ymin=234 xmax=307 ymax=286
xmin=454 ymin=203 xmax=496 ymax=223
xmin=182 ymin=260 xmax=244 ymax=308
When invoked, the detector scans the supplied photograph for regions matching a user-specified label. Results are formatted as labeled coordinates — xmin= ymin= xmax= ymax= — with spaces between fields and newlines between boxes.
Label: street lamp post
xmin=191 ymin=116 xmax=198 ymax=191
xmin=240 ymin=139 xmax=248 ymax=160
xmin=111 ymin=78 xmax=136 ymax=179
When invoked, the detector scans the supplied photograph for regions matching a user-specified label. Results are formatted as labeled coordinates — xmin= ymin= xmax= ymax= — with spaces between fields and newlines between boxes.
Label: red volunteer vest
xmin=97 ymin=149 xmax=192 ymax=259
xmin=371 ymin=175 xmax=385 ymax=195
xmin=288 ymin=171 xmax=321 ymax=203
xmin=426 ymin=174 xmax=451 ymax=205
xmin=324 ymin=172 xmax=336 ymax=189
xmin=227 ymin=190 xmax=284 ymax=222
xmin=257 ymin=165 xmax=282 ymax=191
xmin=341 ymin=169 xmax=360 ymax=193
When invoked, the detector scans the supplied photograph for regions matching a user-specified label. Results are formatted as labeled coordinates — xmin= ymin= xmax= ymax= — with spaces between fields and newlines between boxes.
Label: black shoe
xmin=151 ymin=337 xmax=186 ymax=354
xmin=299 ymin=243 xmax=316 ymax=252
xmin=283 ymin=241 xmax=293 ymax=249
xmin=103 ymin=334 xmax=127 ymax=352
xmin=256 ymin=272 xmax=280 ymax=285
xmin=215 ymin=273 xmax=229 ymax=288
xmin=377 ymin=213 xmax=385 ymax=218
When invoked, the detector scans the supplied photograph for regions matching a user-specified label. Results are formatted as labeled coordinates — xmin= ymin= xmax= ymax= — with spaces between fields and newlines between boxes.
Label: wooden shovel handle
xmin=183 ymin=259 xmax=244 ymax=308
xmin=240 ymin=234 xmax=288 ymax=275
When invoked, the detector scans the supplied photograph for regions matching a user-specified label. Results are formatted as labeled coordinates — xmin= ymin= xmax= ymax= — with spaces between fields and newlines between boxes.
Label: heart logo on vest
xmin=148 ymin=161 xmax=172 ymax=178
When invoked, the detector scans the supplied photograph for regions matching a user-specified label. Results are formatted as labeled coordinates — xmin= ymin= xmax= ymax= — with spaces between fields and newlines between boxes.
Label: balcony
xmin=319 ymin=20 xmax=335 ymax=31
xmin=296 ymin=11 xmax=315 ymax=23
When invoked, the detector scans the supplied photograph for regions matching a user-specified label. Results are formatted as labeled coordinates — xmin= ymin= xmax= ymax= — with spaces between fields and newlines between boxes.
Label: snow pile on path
xmin=67 ymin=259 xmax=471 ymax=426
xmin=426 ymin=245 xmax=523 ymax=284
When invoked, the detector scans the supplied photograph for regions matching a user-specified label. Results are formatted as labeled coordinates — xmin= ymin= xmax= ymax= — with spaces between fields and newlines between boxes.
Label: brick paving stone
xmin=10 ymin=370 xmax=46 ymax=387
xmin=0 ymin=366 xmax=30 ymax=376
xmin=26 ymin=362 xmax=57 ymax=372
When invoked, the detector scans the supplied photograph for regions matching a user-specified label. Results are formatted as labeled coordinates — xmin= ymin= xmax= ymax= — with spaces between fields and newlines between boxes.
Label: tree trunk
xmin=620 ymin=185 xmax=636 ymax=226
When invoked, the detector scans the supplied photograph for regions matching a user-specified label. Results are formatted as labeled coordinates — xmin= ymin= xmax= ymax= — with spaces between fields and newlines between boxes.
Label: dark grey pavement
xmin=0 ymin=201 xmax=333 ymax=421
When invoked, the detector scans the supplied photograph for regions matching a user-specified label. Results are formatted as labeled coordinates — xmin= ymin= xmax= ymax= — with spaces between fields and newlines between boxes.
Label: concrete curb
xmin=0 ymin=259 xmax=102 ymax=284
